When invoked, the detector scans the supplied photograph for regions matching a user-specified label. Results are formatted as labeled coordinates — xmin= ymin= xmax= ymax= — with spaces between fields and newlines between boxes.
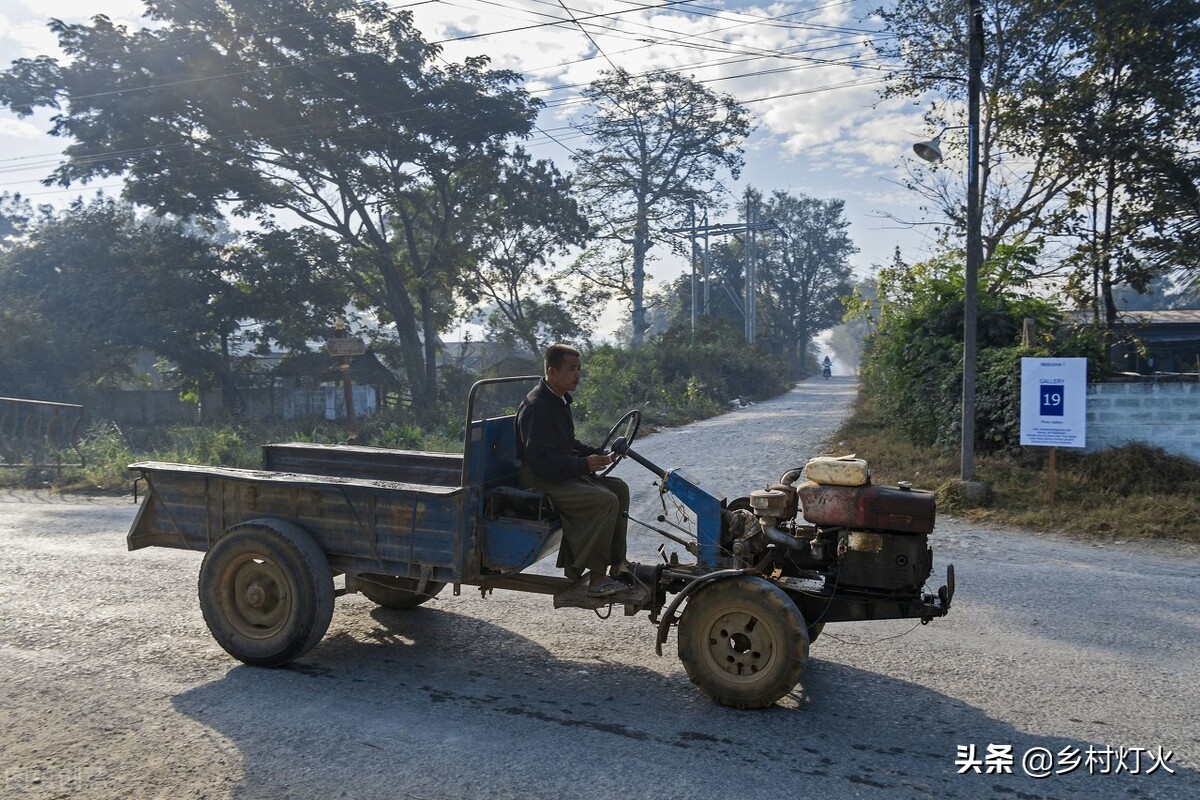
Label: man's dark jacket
xmin=516 ymin=379 xmax=601 ymax=482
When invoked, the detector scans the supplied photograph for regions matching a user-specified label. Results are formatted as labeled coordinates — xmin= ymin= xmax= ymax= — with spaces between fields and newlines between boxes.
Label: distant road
xmin=0 ymin=374 xmax=1196 ymax=799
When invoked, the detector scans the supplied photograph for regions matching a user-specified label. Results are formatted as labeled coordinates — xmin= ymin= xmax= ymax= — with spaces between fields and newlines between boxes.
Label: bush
xmin=860 ymin=252 xmax=1097 ymax=454
xmin=572 ymin=322 xmax=789 ymax=441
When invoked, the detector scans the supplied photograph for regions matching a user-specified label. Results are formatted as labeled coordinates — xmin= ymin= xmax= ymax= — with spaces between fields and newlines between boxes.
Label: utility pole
xmin=745 ymin=191 xmax=757 ymax=343
xmin=665 ymin=206 xmax=778 ymax=344
xmin=962 ymin=0 xmax=984 ymax=481
xmin=702 ymin=209 xmax=711 ymax=317
xmin=690 ymin=204 xmax=698 ymax=335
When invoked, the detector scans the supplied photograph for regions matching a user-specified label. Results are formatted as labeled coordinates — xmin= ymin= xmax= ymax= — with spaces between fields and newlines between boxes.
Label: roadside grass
xmin=0 ymin=413 xmax=464 ymax=494
xmin=831 ymin=393 xmax=1200 ymax=543
xmin=14 ymin=385 xmax=1195 ymax=544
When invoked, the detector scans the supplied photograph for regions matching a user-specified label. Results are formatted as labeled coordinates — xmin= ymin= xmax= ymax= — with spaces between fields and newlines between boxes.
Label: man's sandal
xmin=585 ymin=577 xmax=622 ymax=597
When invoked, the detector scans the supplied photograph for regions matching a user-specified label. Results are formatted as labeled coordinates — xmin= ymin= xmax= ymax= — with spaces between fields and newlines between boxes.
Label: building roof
xmin=1065 ymin=309 xmax=1200 ymax=325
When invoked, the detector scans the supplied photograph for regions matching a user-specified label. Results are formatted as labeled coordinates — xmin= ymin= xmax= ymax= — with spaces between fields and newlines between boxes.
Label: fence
xmin=86 ymin=385 xmax=379 ymax=426
xmin=0 ymin=397 xmax=86 ymax=468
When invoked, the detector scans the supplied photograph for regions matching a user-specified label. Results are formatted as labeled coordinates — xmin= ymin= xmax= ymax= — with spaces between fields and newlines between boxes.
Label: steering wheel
xmin=597 ymin=409 xmax=641 ymax=477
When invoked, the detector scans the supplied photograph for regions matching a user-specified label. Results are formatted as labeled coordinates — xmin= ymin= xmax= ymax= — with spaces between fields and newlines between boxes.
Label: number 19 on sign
xmin=1039 ymin=385 xmax=1065 ymax=417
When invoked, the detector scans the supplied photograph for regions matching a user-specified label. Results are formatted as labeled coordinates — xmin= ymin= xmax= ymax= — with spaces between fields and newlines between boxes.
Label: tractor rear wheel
xmin=359 ymin=574 xmax=446 ymax=609
xmin=199 ymin=520 xmax=334 ymax=667
xmin=678 ymin=576 xmax=809 ymax=709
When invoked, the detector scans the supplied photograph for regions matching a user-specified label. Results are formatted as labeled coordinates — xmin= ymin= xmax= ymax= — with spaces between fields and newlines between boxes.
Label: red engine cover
xmin=795 ymin=481 xmax=935 ymax=534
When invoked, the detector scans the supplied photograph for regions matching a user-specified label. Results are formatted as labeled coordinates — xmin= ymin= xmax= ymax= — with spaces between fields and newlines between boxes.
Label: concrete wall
xmin=1087 ymin=382 xmax=1200 ymax=461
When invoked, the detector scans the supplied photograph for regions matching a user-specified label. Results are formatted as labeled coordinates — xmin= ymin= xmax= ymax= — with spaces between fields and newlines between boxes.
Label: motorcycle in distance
xmin=821 ymin=357 xmax=832 ymax=379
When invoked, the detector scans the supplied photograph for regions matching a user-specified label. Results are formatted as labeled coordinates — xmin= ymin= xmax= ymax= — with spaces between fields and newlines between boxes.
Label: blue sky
xmin=0 ymin=1 xmax=948 ymax=334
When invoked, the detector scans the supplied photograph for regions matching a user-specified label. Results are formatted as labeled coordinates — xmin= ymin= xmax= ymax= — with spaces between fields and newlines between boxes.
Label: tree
xmin=570 ymin=68 xmax=752 ymax=347
xmin=0 ymin=197 xmax=343 ymax=402
xmin=755 ymin=190 xmax=856 ymax=377
xmin=859 ymin=250 xmax=1068 ymax=452
xmin=1038 ymin=0 xmax=1200 ymax=328
xmin=876 ymin=0 xmax=1200 ymax=327
xmin=658 ymin=189 xmax=854 ymax=375
xmin=0 ymin=0 xmax=548 ymax=406
xmin=875 ymin=0 xmax=1077 ymax=269
xmin=468 ymin=151 xmax=592 ymax=360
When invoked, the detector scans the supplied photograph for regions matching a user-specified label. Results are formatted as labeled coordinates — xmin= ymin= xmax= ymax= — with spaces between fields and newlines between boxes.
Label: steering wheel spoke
xmin=597 ymin=409 xmax=640 ymax=477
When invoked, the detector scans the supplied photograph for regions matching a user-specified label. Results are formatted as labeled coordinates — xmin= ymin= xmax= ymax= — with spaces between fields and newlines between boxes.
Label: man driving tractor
xmin=515 ymin=343 xmax=631 ymax=597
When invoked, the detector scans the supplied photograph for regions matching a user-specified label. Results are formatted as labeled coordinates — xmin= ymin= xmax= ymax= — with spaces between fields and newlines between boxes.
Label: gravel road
xmin=1 ymin=376 xmax=1197 ymax=800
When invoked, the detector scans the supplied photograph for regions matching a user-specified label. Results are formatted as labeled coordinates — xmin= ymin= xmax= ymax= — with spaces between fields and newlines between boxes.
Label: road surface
xmin=1 ymin=377 xmax=1197 ymax=799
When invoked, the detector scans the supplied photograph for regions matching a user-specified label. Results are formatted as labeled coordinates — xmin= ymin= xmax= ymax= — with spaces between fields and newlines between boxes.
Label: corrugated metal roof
xmin=1065 ymin=309 xmax=1200 ymax=325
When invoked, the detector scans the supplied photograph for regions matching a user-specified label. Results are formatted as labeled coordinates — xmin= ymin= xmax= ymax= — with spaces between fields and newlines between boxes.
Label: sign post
xmin=1020 ymin=358 xmax=1088 ymax=509
xmin=325 ymin=322 xmax=367 ymax=442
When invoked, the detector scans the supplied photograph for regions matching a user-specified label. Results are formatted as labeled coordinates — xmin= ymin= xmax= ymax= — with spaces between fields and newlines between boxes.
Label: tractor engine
xmin=722 ymin=457 xmax=936 ymax=594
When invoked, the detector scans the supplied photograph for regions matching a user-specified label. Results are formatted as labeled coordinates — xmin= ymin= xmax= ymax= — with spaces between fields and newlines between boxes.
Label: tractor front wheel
xmin=678 ymin=576 xmax=809 ymax=709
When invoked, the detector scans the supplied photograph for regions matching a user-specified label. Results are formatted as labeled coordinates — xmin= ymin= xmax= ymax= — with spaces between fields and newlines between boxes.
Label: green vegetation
xmin=848 ymin=247 xmax=1200 ymax=543
xmin=858 ymin=249 xmax=1103 ymax=454
xmin=4 ymin=327 xmax=788 ymax=493
xmin=835 ymin=394 xmax=1200 ymax=542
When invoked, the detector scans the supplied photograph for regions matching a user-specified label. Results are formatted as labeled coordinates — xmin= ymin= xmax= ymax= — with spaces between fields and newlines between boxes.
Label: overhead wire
xmin=0 ymin=0 xmax=901 ymax=194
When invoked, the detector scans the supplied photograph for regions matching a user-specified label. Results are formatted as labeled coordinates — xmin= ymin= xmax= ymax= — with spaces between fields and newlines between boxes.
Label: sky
xmin=0 ymin=0 xmax=948 ymax=340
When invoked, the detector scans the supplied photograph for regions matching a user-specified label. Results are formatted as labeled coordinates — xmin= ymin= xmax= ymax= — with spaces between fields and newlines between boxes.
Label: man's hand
xmin=587 ymin=453 xmax=615 ymax=472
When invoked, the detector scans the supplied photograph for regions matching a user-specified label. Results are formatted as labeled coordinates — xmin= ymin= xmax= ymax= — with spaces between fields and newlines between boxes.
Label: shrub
xmin=860 ymin=251 xmax=1096 ymax=454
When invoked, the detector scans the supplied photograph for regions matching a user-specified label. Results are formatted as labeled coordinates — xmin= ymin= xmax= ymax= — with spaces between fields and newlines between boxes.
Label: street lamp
xmin=912 ymin=125 xmax=966 ymax=164
xmin=911 ymin=0 xmax=984 ymax=483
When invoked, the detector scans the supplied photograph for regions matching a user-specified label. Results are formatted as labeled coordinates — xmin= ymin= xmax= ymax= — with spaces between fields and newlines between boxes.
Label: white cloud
xmin=0 ymin=115 xmax=42 ymax=139
xmin=0 ymin=1 xmax=943 ymax=282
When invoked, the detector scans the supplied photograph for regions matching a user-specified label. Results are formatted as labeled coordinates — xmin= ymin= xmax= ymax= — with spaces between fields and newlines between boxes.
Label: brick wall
xmin=1087 ymin=382 xmax=1200 ymax=461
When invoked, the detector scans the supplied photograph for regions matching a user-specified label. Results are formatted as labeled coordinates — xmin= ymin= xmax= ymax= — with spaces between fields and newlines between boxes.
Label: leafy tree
xmin=754 ymin=190 xmax=856 ymax=377
xmin=467 ymin=150 xmax=592 ymax=360
xmin=659 ymin=189 xmax=854 ymax=375
xmin=0 ymin=199 xmax=224 ymax=397
xmin=0 ymin=197 xmax=341 ymax=402
xmin=877 ymin=0 xmax=1200 ymax=327
xmin=570 ymin=68 xmax=752 ymax=347
xmin=0 ymin=0 xmax=548 ymax=406
xmin=859 ymin=250 xmax=1086 ymax=452
xmin=875 ymin=0 xmax=1076 ymax=267
xmin=1037 ymin=0 xmax=1200 ymax=327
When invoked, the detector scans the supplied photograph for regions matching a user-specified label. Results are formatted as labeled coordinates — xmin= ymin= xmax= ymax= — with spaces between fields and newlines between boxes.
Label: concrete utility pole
xmin=690 ymin=205 xmax=698 ymax=334
xmin=745 ymin=192 xmax=757 ymax=343
xmin=325 ymin=320 xmax=367 ymax=443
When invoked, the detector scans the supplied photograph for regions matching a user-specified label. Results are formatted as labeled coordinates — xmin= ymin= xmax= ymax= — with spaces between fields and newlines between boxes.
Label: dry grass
xmin=832 ymin=394 xmax=1200 ymax=543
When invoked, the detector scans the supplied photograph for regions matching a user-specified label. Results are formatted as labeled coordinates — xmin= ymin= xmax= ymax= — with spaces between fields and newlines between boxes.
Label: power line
xmin=0 ymin=0 xmax=900 ymax=191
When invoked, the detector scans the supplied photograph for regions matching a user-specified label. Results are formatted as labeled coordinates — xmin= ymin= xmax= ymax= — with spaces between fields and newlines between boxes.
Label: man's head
xmin=544 ymin=343 xmax=582 ymax=396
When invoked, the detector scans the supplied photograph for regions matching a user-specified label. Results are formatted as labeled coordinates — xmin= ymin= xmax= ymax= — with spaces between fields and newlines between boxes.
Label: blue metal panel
xmin=479 ymin=517 xmax=562 ymax=574
xmin=128 ymin=463 xmax=468 ymax=580
xmin=663 ymin=470 xmax=724 ymax=568
xmin=465 ymin=415 xmax=520 ymax=488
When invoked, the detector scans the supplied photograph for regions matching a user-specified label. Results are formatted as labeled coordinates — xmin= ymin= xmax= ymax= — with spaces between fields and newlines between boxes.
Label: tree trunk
xmin=376 ymin=255 xmax=430 ymax=407
xmin=419 ymin=284 xmax=440 ymax=408
xmin=631 ymin=200 xmax=650 ymax=348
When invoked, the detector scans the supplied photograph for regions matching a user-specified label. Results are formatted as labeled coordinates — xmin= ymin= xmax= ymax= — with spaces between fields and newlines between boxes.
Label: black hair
xmin=545 ymin=343 xmax=580 ymax=371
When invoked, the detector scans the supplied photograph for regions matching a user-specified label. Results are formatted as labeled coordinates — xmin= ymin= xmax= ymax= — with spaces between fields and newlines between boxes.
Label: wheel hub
xmin=222 ymin=555 xmax=290 ymax=639
xmin=706 ymin=610 xmax=775 ymax=678
xmin=244 ymin=582 xmax=268 ymax=609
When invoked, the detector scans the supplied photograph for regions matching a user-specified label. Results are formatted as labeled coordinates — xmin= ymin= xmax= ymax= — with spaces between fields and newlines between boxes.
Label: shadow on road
xmin=172 ymin=603 xmax=1195 ymax=800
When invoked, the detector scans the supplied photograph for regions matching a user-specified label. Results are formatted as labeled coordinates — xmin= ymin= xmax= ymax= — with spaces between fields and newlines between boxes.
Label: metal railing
xmin=0 ymin=397 xmax=86 ymax=468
